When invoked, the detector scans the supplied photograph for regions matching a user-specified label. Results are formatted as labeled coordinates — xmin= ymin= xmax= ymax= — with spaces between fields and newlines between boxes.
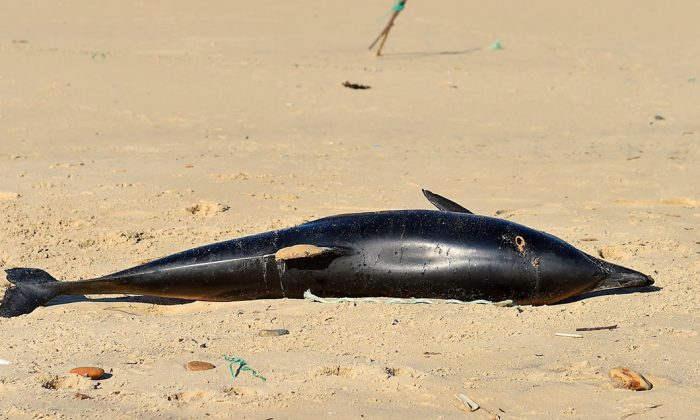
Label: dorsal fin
xmin=422 ymin=189 xmax=474 ymax=214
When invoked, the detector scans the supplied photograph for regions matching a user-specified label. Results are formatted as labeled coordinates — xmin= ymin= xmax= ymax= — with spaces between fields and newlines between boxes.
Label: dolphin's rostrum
xmin=0 ymin=190 xmax=654 ymax=317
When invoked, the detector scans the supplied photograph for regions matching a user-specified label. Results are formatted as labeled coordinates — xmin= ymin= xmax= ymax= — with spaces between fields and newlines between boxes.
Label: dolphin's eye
xmin=515 ymin=236 xmax=526 ymax=252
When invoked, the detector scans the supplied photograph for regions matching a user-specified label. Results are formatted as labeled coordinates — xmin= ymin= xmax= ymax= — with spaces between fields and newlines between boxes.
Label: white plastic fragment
xmin=555 ymin=333 xmax=584 ymax=338
xmin=455 ymin=393 xmax=480 ymax=412
xmin=0 ymin=358 xmax=12 ymax=366
xmin=303 ymin=289 xmax=513 ymax=306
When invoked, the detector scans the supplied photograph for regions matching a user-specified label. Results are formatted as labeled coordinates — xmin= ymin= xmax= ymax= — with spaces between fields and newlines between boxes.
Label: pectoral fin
xmin=275 ymin=244 xmax=347 ymax=261
xmin=274 ymin=244 xmax=350 ymax=270
xmin=422 ymin=189 xmax=474 ymax=214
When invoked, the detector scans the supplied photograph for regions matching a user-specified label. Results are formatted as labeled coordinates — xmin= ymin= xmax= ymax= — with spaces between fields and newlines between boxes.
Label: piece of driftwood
xmin=369 ymin=1 xmax=407 ymax=56
xmin=575 ymin=324 xmax=618 ymax=331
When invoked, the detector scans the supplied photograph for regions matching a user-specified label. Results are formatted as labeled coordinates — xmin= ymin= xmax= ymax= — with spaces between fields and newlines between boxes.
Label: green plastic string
xmin=489 ymin=39 xmax=504 ymax=50
xmin=378 ymin=0 xmax=406 ymax=21
xmin=224 ymin=356 xmax=267 ymax=382
xmin=392 ymin=0 xmax=406 ymax=12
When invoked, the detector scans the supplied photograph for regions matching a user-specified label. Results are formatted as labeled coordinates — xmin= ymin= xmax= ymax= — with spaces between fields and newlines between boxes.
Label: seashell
xmin=609 ymin=366 xmax=652 ymax=391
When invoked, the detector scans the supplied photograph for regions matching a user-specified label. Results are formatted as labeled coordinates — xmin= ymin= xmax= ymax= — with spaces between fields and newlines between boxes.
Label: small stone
xmin=74 ymin=392 xmax=92 ymax=400
xmin=68 ymin=367 xmax=105 ymax=380
xmin=186 ymin=361 xmax=216 ymax=371
xmin=609 ymin=366 xmax=652 ymax=391
xmin=258 ymin=329 xmax=290 ymax=337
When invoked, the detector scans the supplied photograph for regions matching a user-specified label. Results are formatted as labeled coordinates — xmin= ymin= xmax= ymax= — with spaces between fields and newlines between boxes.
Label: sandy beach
xmin=1 ymin=1 xmax=699 ymax=418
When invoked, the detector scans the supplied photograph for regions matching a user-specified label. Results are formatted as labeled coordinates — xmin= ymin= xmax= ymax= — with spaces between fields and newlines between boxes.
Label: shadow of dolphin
xmin=45 ymin=294 xmax=193 ymax=308
xmin=559 ymin=285 xmax=661 ymax=304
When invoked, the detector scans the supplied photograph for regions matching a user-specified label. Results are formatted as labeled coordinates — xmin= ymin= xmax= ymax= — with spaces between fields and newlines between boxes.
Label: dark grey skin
xmin=0 ymin=190 xmax=654 ymax=317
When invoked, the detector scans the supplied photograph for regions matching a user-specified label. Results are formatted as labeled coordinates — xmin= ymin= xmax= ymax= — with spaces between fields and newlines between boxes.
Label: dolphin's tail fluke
xmin=0 ymin=268 xmax=61 ymax=318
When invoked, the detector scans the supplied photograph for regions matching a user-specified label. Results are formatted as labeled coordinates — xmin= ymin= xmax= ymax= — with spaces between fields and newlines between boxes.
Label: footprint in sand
xmin=660 ymin=198 xmax=698 ymax=208
xmin=185 ymin=201 xmax=230 ymax=217
xmin=615 ymin=198 xmax=697 ymax=208
xmin=0 ymin=192 xmax=20 ymax=200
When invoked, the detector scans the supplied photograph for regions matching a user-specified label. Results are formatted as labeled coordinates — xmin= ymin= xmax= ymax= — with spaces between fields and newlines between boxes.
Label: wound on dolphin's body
xmin=515 ymin=236 xmax=526 ymax=253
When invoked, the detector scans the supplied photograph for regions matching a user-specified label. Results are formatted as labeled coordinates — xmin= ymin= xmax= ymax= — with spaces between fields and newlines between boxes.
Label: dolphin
xmin=0 ymin=190 xmax=654 ymax=317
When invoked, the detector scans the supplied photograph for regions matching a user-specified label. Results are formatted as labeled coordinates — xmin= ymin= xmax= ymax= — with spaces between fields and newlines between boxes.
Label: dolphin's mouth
xmin=589 ymin=256 xmax=655 ymax=292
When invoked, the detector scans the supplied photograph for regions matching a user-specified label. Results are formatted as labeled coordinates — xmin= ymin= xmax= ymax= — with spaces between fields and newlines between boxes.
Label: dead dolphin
xmin=0 ymin=190 xmax=654 ymax=317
